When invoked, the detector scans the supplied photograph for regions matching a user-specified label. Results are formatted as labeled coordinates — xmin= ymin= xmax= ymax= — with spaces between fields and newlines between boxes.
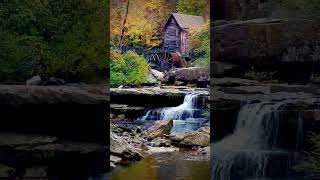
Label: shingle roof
xmin=171 ymin=13 xmax=205 ymax=30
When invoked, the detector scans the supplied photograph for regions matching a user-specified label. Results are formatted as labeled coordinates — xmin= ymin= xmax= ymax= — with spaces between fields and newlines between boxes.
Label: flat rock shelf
xmin=0 ymin=84 xmax=109 ymax=179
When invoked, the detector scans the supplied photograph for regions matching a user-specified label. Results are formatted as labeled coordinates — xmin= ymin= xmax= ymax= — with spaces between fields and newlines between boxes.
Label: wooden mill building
xmin=163 ymin=13 xmax=205 ymax=54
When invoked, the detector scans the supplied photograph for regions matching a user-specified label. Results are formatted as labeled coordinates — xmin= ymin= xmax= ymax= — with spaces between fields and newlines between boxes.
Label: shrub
xmin=189 ymin=24 xmax=210 ymax=67
xmin=110 ymin=50 xmax=149 ymax=87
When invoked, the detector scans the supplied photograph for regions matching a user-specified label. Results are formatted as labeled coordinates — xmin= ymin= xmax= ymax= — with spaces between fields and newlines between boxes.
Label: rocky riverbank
xmin=110 ymin=67 xmax=211 ymax=169
xmin=110 ymin=121 xmax=210 ymax=169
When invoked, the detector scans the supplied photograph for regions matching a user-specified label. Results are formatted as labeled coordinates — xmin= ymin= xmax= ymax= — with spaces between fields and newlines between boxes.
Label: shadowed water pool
xmin=109 ymin=152 xmax=210 ymax=180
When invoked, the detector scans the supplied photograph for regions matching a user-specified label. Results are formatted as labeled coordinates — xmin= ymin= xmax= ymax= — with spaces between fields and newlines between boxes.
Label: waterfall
xmin=212 ymin=101 xmax=304 ymax=180
xmin=160 ymin=93 xmax=202 ymax=120
xmin=139 ymin=93 xmax=208 ymax=133
xmin=140 ymin=93 xmax=205 ymax=121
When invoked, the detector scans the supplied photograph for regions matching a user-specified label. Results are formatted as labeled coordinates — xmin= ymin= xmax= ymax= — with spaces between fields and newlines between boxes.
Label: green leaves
xmin=0 ymin=0 xmax=108 ymax=83
xmin=189 ymin=24 xmax=210 ymax=67
xmin=110 ymin=50 xmax=149 ymax=87
xmin=177 ymin=0 xmax=207 ymax=17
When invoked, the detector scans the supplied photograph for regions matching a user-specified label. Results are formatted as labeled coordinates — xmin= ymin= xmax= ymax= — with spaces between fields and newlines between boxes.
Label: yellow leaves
xmin=110 ymin=0 xmax=168 ymax=47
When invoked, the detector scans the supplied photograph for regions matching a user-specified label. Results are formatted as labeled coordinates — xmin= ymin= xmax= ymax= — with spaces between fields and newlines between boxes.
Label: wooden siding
xmin=180 ymin=31 xmax=188 ymax=54
xmin=163 ymin=17 xmax=181 ymax=53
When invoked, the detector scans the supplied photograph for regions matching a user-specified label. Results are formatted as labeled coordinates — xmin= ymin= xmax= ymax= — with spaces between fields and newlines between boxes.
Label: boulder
xmin=169 ymin=128 xmax=210 ymax=147
xmin=162 ymin=67 xmax=210 ymax=85
xmin=147 ymin=120 xmax=173 ymax=140
xmin=151 ymin=137 xmax=172 ymax=147
xmin=150 ymin=69 xmax=164 ymax=81
xmin=213 ymin=18 xmax=320 ymax=66
xmin=161 ymin=71 xmax=176 ymax=85
xmin=174 ymin=67 xmax=209 ymax=83
xmin=169 ymin=133 xmax=185 ymax=144
xmin=26 ymin=75 xmax=42 ymax=85
xmin=144 ymin=73 xmax=158 ymax=86
xmin=110 ymin=132 xmax=142 ymax=161
xmin=180 ymin=128 xmax=210 ymax=147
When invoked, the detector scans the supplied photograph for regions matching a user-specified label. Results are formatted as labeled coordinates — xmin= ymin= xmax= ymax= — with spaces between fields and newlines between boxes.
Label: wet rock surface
xmin=211 ymin=77 xmax=320 ymax=180
xmin=111 ymin=104 xmax=147 ymax=120
xmin=162 ymin=67 xmax=210 ymax=87
xmin=0 ymin=133 xmax=107 ymax=178
xmin=111 ymin=86 xmax=209 ymax=107
xmin=212 ymin=77 xmax=320 ymax=148
xmin=110 ymin=122 xmax=211 ymax=169
xmin=147 ymin=120 xmax=173 ymax=140
xmin=170 ymin=127 xmax=210 ymax=147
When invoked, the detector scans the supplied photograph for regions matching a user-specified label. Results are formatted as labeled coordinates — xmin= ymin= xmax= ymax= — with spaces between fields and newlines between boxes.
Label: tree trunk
xmin=119 ymin=0 xmax=130 ymax=52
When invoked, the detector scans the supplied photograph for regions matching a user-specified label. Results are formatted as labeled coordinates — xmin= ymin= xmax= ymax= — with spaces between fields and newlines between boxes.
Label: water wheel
xmin=148 ymin=51 xmax=186 ymax=71
xmin=161 ymin=52 xmax=186 ymax=71
xmin=160 ymin=52 xmax=174 ymax=70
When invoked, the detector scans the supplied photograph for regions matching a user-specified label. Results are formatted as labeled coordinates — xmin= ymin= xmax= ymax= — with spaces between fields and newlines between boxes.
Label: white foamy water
xmin=212 ymin=101 xmax=305 ymax=180
xmin=139 ymin=93 xmax=208 ymax=133
xmin=140 ymin=93 xmax=203 ymax=120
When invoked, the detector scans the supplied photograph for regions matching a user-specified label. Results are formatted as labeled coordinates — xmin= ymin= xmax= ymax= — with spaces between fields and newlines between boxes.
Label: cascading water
xmin=212 ymin=101 xmax=305 ymax=180
xmin=139 ymin=93 xmax=208 ymax=133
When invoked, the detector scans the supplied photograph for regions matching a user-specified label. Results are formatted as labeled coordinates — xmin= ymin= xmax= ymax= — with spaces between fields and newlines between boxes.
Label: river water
xmin=139 ymin=93 xmax=209 ymax=133
xmin=110 ymin=152 xmax=210 ymax=180
xmin=109 ymin=93 xmax=210 ymax=180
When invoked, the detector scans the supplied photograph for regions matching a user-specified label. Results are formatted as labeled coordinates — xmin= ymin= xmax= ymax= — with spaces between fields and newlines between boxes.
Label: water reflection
xmin=111 ymin=152 xmax=210 ymax=180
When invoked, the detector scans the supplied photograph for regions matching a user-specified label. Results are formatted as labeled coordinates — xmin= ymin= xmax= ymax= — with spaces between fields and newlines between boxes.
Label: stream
xmin=212 ymin=101 xmax=306 ymax=180
xmin=110 ymin=93 xmax=210 ymax=180
xmin=139 ymin=93 xmax=209 ymax=132
xmin=110 ymin=152 xmax=210 ymax=180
